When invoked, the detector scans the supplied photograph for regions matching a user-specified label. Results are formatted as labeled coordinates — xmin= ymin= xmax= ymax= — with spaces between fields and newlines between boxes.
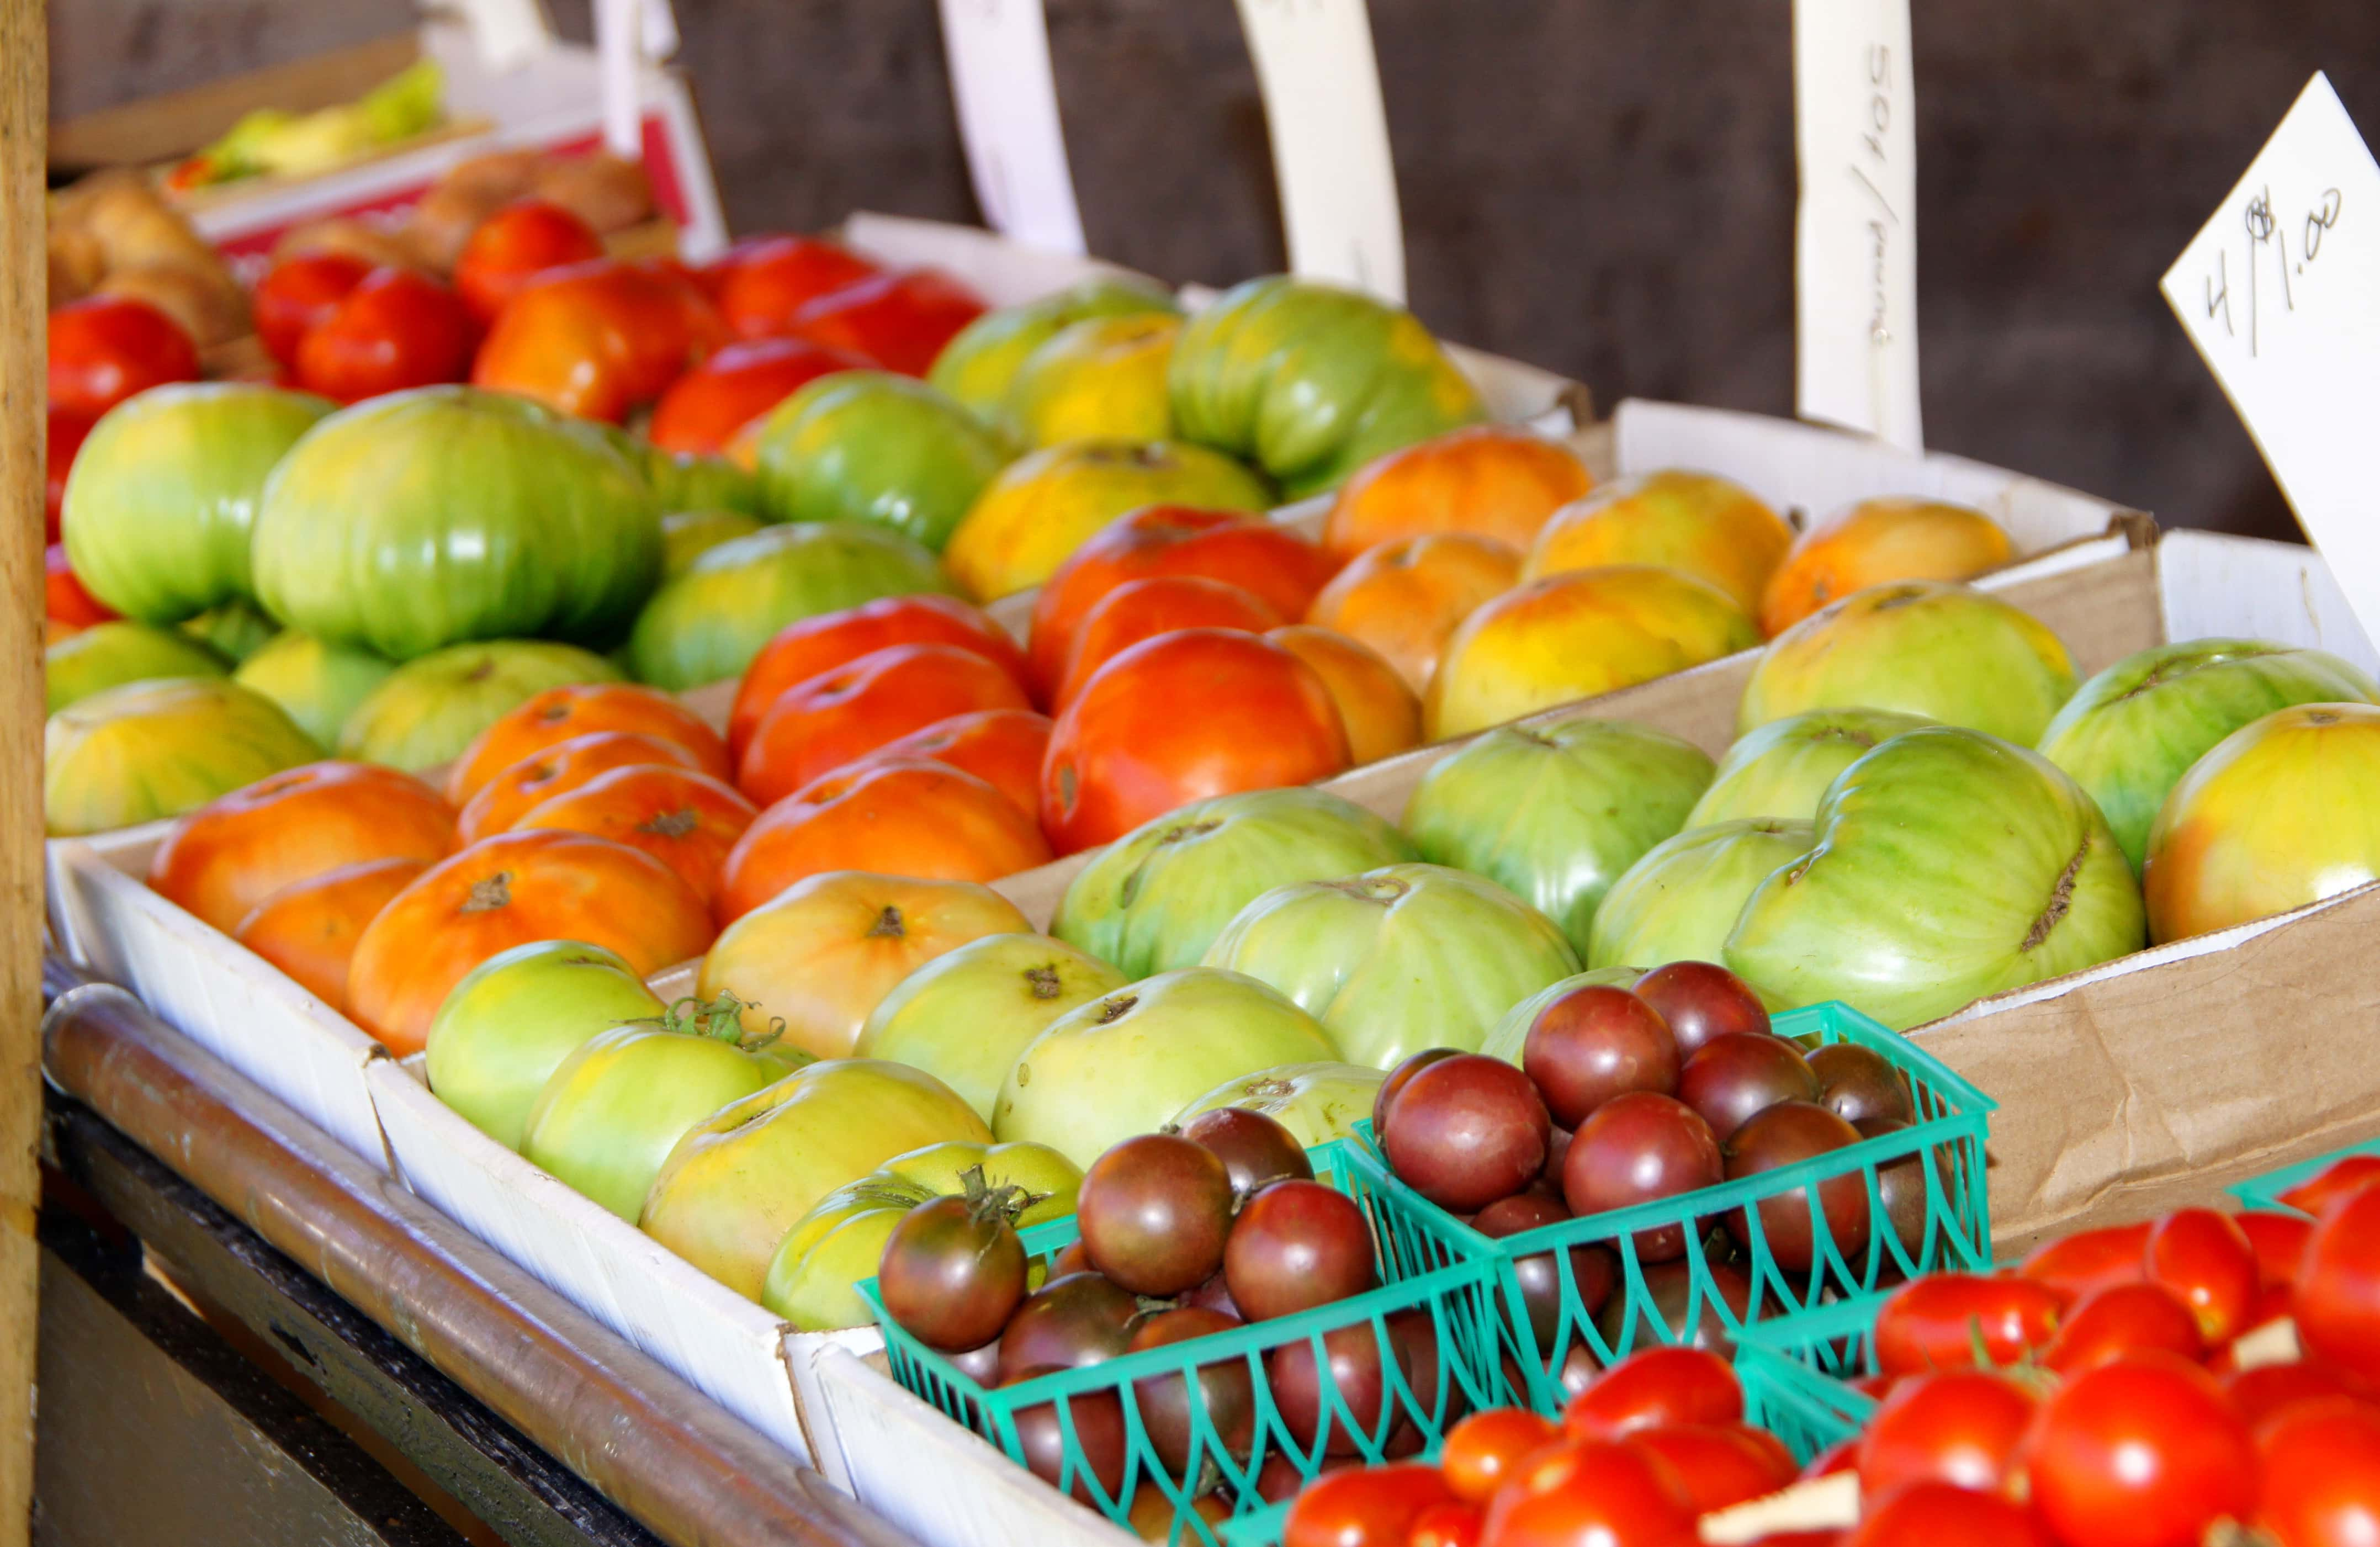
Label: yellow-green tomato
xmin=659 ymin=508 xmax=766 ymax=578
xmin=1587 ymin=819 xmax=1818 ymax=977
xmin=1688 ymin=708 xmax=1938 ymax=827
xmin=854 ymin=933 xmax=1128 ymax=1121
xmin=424 ymin=940 xmax=666 ymax=1151
xmin=232 ymin=631 xmax=395 ymax=748
xmin=45 ymin=621 xmax=227 ymax=714
xmin=1174 ymin=1062 xmax=1386 ymax=1149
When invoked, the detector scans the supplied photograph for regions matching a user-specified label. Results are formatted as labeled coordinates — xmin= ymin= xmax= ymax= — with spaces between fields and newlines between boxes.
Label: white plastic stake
xmin=936 ymin=0 xmax=1088 ymax=256
xmin=1233 ymin=0 xmax=1406 ymax=304
xmin=1793 ymin=0 xmax=1922 ymax=451
xmin=595 ymin=0 xmax=644 ymax=158
xmin=2163 ymin=73 xmax=2380 ymax=646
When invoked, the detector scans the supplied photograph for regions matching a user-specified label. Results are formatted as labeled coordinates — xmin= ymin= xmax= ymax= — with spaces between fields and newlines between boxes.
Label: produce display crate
xmin=2227 ymin=1136 xmax=2380 ymax=1219
xmin=1343 ymin=1002 xmax=1994 ymax=1412
xmin=855 ymin=1141 xmax=1505 ymax=1546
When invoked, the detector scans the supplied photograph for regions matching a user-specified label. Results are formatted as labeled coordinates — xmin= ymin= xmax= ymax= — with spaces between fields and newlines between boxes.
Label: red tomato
xmin=45 ymin=543 xmax=119 ymax=627
xmin=471 ymin=259 xmax=727 ymax=422
xmin=1801 ymin=1438 xmax=1859 ymax=1479
xmin=1846 ymin=1481 xmax=2054 ymax=1547
xmin=48 ymin=295 xmax=200 ymax=418
xmin=2224 ymin=1361 xmax=2362 ymax=1428
xmin=714 ymin=236 xmax=882 ymax=338
xmin=2021 ymin=1352 xmax=2256 ymax=1547
xmin=647 ymin=336 xmax=860 ymax=455
xmin=736 ymin=643 xmax=1033 ymax=807
xmin=2019 ymin=1221 xmax=2149 ymax=1302
xmin=2252 ymin=1394 xmax=2380 ymax=1545
xmin=1438 ymin=1409 xmax=1559 ymax=1503
xmin=1480 ymin=1442 xmax=1697 ymax=1547
xmin=1407 ymin=1501 xmax=1481 ymax=1547
xmin=2042 ymin=1281 xmax=2205 ymax=1375
xmin=454 ymin=200 xmax=607 ymax=324
xmin=728 ymin=594 xmax=1030 ymax=758
xmin=46 ymin=407 xmax=95 ymax=542
xmin=1040 ymin=629 xmax=1353 ymax=853
xmin=1872 ymin=1274 xmax=2067 ymax=1376
xmin=1855 ymin=1369 xmax=2036 ymax=1499
xmin=1562 ymin=1347 xmax=1742 ymax=1442
xmin=298 ymin=268 xmax=476 ymax=404
xmin=838 ymin=709 xmax=1051 ymax=823
xmin=1027 ymin=505 xmax=1344 ymax=699
xmin=1282 ymin=1463 xmax=1455 ymax=1547
xmin=1053 ymin=575 xmax=1284 ymax=709
xmin=789 ymin=268 xmax=988 ymax=376
xmin=2237 ymin=1210 xmax=2315 ymax=1291
xmin=2145 ymin=1208 xmax=2260 ymax=1344
xmin=2296 ymin=1182 xmax=2380 ymax=1385
xmin=1624 ymin=1424 xmax=1795 ymax=1513
xmin=252 ymin=251 xmax=372 ymax=369
xmin=2282 ymin=1156 xmax=2380 ymax=1219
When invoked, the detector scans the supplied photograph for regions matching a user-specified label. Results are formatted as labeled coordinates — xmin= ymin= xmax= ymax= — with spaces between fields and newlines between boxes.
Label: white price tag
xmin=1793 ymin=0 xmax=1922 ymax=451
xmin=937 ymin=0 xmax=1089 ymax=256
xmin=1233 ymin=0 xmax=1406 ymax=304
xmin=2162 ymin=73 xmax=2380 ymax=644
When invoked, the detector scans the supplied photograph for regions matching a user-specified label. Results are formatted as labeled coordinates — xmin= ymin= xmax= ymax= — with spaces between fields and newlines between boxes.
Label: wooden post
xmin=0 ymin=0 xmax=43 ymax=1541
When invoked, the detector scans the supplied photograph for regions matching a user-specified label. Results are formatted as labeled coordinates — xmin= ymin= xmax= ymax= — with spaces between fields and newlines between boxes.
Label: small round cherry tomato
xmin=1872 ymin=1274 xmax=2067 ymax=1376
xmin=1439 ymin=1408 xmax=1558 ymax=1503
xmin=49 ymin=294 xmax=199 ymax=418
xmin=1847 ymin=1481 xmax=2055 ymax=1547
xmin=1480 ymin=1442 xmax=1697 ymax=1547
xmin=1624 ymin=1423 xmax=1795 ymax=1513
xmin=2252 ymin=1394 xmax=2380 ymax=1546
xmin=2281 ymin=1155 xmax=2380 ymax=1219
xmin=252 ymin=251 xmax=372 ymax=368
xmin=1406 ymin=1501 xmax=1481 ymax=1547
xmin=2019 ymin=1221 xmax=2149 ymax=1302
xmin=1281 ymin=1463 xmax=1455 ymax=1547
xmin=2236 ymin=1209 xmax=2314 ymax=1291
xmin=1561 ymin=1347 xmax=1742 ymax=1441
xmin=2224 ymin=1361 xmax=2361 ymax=1429
xmin=2022 ymin=1352 xmax=2256 ymax=1547
xmin=2042 ymin=1281 xmax=2205 ymax=1375
xmin=2297 ymin=1182 xmax=2380 ymax=1386
xmin=297 ymin=268 xmax=476 ymax=404
xmin=2144 ymin=1208 xmax=2261 ymax=1345
xmin=1856 ymin=1369 xmax=2034 ymax=1500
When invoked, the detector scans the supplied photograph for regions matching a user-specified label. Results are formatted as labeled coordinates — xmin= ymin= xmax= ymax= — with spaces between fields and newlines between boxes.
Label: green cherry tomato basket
xmin=2227 ymin=1134 xmax=2380 ymax=1218
xmin=1731 ymin=1291 xmax=1890 ymax=1464
xmin=1346 ymin=1000 xmax=1996 ymax=1413
xmin=857 ymin=1140 xmax=1510 ymax=1546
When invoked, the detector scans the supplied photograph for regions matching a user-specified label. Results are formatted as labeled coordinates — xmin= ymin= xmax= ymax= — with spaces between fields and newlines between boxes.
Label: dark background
xmin=55 ymin=0 xmax=2380 ymax=537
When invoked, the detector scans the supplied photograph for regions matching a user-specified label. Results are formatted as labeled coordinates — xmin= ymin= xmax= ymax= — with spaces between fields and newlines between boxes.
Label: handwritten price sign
xmin=2164 ymin=73 xmax=2380 ymax=645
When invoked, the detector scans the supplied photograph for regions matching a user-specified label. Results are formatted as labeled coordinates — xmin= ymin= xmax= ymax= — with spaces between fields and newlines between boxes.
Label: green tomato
xmin=993 ymin=968 xmax=1339 ymax=1168
xmin=659 ymin=509 xmax=766 ymax=578
xmin=1587 ymin=819 xmax=1817 ymax=978
xmin=2036 ymin=638 xmax=2380 ymax=873
xmin=1738 ymin=580 xmax=2079 ymax=747
xmin=624 ymin=520 xmax=953 ymax=690
xmin=643 ymin=445 xmax=761 ymax=517
xmin=232 ymin=631 xmax=396 ymax=748
xmin=1202 ymin=863 xmax=1579 ymax=1068
xmin=336 ymin=639 xmax=621 ymax=772
xmin=1478 ymin=967 xmax=1647 ymax=1064
xmin=62 ymin=383 xmax=333 ymax=623
xmin=854 ymin=933 xmax=1127 ymax=1122
xmin=928 ymin=277 xmax=1181 ymax=423
xmin=252 ymin=386 xmax=660 ymax=660
xmin=1724 ymin=725 xmax=2145 ymax=1030
xmin=45 ymin=677 xmax=320 ymax=836
xmin=1168 ymin=276 xmax=1488 ymax=500
xmin=1688 ymin=708 xmax=1939 ymax=826
xmin=178 ymin=598 xmax=279 ymax=665
xmin=1175 ymin=1062 xmax=1387 ymax=1150
xmin=641 ymin=1058 xmax=991 ymax=1300
xmin=754 ymin=372 xmax=1011 ymax=551
xmin=1400 ymin=712 xmax=1715 ymax=955
xmin=45 ymin=621 xmax=226 ymax=714
xmin=1053 ymin=787 xmax=1419 ymax=979
xmin=424 ymin=940 xmax=667 ymax=1151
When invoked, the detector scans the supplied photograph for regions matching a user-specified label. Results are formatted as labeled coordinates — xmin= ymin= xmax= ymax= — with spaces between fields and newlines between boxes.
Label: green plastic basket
xmin=1348 ymin=1000 xmax=1995 ymax=1412
xmin=858 ymin=1140 xmax=1509 ymax=1546
xmin=2228 ymin=1135 xmax=2380 ymax=1218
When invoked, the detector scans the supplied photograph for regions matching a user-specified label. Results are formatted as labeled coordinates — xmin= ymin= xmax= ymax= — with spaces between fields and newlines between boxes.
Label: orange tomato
xmin=347 ymin=830 xmax=714 ymax=1055
xmin=835 ymin=708 xmax=1052 ymax=822
xmin=1304 ymin=532 xmax=1522 ymax=694
xmin=736 ymin=643 xmax=1033 ymax=807
xmin=1265 ymin=625 xmax=1424 ymax=765
xmin=729 ymin=594 xmax=1030 ymax=757
xmin=718 ymin=760 xmax=1052 ymax=923
xmin=453 ymin=199 xmax=606 ymax=324
xmin=471 ymin=259 xmax=728 ymax=422
xmin=48 ymin=295 xmax=200 ymax=419
xmin=45 ymin=543 xmax=119 ymax=628
xmin=713 ymin=236 xmax=882 ymax=338
xmin=788 ymin=268 xmax=988 ymax=376
xmin=233 ymin=856 xmax=428 ymax=1010
xmin=646 ymin=336 xmax=861 ymax=455
xmin=1760 ymin=497 xmax=2015 ymax=636
xmin=296 ymin=268 xmax=477 ymax=404
xmin=1321 ymin=425 xmax=1592 ymax=562
xmin=1026 ymin=505 xmax=1343 ymax=700
xmin=149 ymin=761 xmax=459 ymax=935
xmin=1525 ymin=471 xmax=1793 ymax=618
xmin=447 ymin=682 xmax=731 ymax=807
xmin=1053 ymin=575 xmax=1283 ymax=710
xmin=511 ymin=764 xmax=757 ymax=915
xmin=1041 ymin=629 xmax=1351 ymax=852
xmin=457 ymin=731 xmax=708 ymax=844
xmin=252 ymin=251 xmax=370 ymax=370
